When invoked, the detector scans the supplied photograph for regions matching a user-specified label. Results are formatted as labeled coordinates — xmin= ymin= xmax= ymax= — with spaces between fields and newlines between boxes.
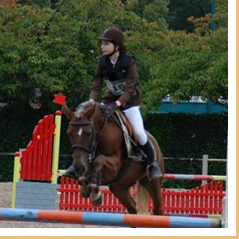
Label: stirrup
xmin=147 ymin=163 xmax=163 ymax=180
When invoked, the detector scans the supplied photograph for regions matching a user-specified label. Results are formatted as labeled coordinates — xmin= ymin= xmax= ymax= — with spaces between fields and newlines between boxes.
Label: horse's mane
xmin=75 ymin=100 xmax=95 ymax=118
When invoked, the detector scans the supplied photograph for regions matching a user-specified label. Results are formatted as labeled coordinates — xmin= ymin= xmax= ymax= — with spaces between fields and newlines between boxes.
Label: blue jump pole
xmin=0 ymin=208 xmax=221 ymax=228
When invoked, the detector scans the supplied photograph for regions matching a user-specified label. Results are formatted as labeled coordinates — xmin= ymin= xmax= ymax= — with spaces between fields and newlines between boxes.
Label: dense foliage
xmin=143 ymin=0 xmax=228 ymax=110
xmin=166 ymin=0 xmax=211 ymax=32
xmin=0 ymin=0 xmax=228 ymax=111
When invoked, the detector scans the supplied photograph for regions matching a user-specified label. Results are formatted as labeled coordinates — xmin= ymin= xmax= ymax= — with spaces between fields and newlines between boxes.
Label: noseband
xmin=69 ymin=120 xmax=97 ymax=163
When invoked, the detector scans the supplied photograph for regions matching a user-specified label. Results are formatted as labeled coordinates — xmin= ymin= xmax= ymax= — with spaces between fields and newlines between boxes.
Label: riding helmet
xmin=99 ymin=27 xmax=125 ymax=47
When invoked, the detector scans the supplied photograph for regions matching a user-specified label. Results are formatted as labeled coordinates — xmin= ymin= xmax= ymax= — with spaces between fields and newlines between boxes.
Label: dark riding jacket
xmin=90 ymin=53 xmax=142 ymax=110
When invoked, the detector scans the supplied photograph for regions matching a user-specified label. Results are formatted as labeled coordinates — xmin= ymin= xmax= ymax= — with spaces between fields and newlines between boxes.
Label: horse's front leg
xmin=79 ymin=176 xmax=90 ymax=198
xmin=89 ymin=171 xmax=102 ymax=206
xmin=89 ymin=154 xmax=120 ymax=206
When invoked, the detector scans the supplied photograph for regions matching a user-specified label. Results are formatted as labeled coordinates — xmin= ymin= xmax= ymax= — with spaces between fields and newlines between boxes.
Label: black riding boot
xmin=140 ymin=140 xmax=163 ymax=180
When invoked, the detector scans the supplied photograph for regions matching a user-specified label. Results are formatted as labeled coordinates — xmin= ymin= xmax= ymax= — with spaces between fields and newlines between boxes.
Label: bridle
xmin=68 ymin=105 xmax=109 ymax=163
xmin=69 ymin=121 xmax=97 ymax=162
xmin=68 ymin=115 xmax=110 ymax=163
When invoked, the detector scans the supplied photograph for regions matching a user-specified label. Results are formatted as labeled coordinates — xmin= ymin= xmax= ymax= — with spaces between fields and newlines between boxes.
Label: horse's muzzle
xmin=64 ymin=164 xmax=86 ymax=179
xmin=73 ymin=164 xmax=86 ymax=177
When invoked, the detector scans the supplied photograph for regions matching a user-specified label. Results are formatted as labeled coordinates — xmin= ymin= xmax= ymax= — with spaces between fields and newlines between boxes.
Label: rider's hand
xmin=115 ymin=100 xmax=121 ymax=107
xmin=104 ymin=102 xmax=118 ymax=117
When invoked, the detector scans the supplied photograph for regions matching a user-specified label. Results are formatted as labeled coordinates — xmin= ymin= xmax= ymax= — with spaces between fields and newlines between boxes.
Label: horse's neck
xmin=92 ymin=104 xmax=106 ymax=131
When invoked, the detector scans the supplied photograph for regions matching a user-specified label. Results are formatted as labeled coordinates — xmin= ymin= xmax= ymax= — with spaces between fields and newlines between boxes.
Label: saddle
xmin=99 ymin=102 xmax=143 ymax=160
xmin=97 ymin=104 xmax=146 ymax=185
xmin=113 ymin=110 xmax=143 ymax=161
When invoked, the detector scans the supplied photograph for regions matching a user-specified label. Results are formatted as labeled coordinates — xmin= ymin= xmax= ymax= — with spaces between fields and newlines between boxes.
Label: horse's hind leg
xmin=110 ymin=184 xmax=137 ymax=229
xmin=109 ymin=183 xmax=137 ymax=214
xmin=139 ymin=177 xmax=163 ymax=215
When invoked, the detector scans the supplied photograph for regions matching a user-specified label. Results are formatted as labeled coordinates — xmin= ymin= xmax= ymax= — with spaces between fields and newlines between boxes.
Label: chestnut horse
xmin=63 ymin=100 xmax=164 ymax=215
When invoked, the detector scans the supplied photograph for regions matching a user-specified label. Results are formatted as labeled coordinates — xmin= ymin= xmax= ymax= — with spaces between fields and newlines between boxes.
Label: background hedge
xmin=0 ymin=106 xmax=227 ymax=188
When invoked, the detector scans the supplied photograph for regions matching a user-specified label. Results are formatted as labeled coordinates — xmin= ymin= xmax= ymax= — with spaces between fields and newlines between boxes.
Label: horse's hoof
xmin=89 ymin=183 xmax=99 ymax=194
xmin=79 ymin=176 xmax=87 ymax=186
xmin=80 ymin=187 xmax=90 ymax=198
xmin=90 ymin=183 xmax=102 ymax=206
xmin=91 ymin=192 xmax=102 ymax=206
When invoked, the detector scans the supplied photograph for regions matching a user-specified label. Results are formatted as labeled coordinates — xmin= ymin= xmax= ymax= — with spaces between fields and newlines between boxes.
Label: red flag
xmin=53 ymin=94 xmax=66 ymax=105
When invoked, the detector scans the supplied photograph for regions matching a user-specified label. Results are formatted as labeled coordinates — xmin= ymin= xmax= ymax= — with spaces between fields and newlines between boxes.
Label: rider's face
xmin=101 ymin=40 xmax=118 ymax=55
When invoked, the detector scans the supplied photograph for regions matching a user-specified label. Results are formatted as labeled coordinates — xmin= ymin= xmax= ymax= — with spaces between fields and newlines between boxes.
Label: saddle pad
xmin=115 ymin=111 xmax=132 ymax=158
xmin=114 ymin=111 xmax=146 ymax=162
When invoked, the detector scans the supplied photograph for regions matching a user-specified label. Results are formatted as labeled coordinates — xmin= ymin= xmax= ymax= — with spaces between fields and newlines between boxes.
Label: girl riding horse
xmin=63 ymin=28 xmax=164 ymax=214
xmin=89 ymin=27 xmax=162 ymax=180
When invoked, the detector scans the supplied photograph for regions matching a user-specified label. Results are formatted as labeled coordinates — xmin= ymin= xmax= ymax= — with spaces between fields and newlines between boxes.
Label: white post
xmin=222 ymin=130 xmax=229 ymax=229
xmin=202 ymin=154 xmax=208 ymax=185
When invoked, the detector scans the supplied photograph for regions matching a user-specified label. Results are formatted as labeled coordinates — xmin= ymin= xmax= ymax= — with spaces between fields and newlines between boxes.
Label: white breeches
xmin=123 ymin=106 xmax=148 ymax=146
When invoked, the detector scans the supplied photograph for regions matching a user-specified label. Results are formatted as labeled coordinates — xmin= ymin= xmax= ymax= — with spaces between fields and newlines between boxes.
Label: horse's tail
xmin=136 ymin=181 xmax=149 ymax=214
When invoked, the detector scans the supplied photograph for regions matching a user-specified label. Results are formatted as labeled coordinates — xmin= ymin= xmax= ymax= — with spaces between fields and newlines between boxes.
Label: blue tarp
xmin=153 ymin=101 xmax=228 ymax=114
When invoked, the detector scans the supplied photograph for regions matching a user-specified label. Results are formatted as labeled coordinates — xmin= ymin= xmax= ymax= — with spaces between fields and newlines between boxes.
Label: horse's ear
xmin=62 ymin=104 xmax=74 ymax=120
xmin=85 ymin=102 xmax=97 ymax=120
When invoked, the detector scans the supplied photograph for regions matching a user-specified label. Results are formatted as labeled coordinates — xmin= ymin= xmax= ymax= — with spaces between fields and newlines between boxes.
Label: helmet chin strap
xmin=108 ymin=45 xmax=119 ymax=57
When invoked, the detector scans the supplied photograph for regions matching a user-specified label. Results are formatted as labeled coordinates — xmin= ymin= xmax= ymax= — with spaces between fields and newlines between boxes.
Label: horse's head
xmin=63 ymin=100 xmax=97 ymax=177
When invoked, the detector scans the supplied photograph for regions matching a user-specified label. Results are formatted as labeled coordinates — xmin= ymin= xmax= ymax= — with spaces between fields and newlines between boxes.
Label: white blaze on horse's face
xmin=78 ymin=128 xmax=83 ymax=137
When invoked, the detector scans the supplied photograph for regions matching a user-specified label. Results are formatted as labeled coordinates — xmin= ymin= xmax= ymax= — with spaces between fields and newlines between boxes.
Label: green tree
xmin=0 ymin=0 xmax=168 ymax=110
xmin=0 ymin=0 xmax=228 ymax=113
xmin=126 ymin=0 xmax=169 ymax=30
xmin=17 ymin=0 xmax=51 ymax=8
xmin=143 ymin=0 xmax=228 ymax=111
xmin=166 ymin=0 xmax=211 ymax=33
